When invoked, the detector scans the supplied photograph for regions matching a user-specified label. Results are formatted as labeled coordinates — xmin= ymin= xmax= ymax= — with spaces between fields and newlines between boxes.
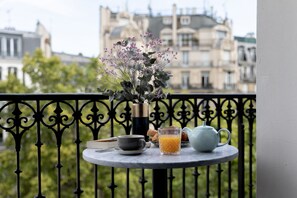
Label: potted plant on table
xmin=99 ymin=32 xmax=177 ymax=140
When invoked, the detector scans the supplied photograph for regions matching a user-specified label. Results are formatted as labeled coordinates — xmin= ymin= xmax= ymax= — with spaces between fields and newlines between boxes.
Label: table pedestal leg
xmin=152 ymin=169 xmax=167 ymax=198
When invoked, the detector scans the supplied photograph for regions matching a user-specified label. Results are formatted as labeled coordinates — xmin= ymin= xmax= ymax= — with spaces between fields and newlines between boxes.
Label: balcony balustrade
xmin=0 ymin=93 xmax=256 ymax=198
xmin=224 ymin=83 xmax=237 ymax=90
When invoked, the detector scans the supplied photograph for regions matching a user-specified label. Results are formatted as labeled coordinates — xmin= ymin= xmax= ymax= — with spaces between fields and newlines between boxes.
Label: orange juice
xmin=159 ymin=135 xmax=181 ymax=154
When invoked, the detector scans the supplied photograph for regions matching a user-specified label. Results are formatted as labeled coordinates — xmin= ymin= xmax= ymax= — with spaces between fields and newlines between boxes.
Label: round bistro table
xmin=83 ymin=144 xmax=238 ymax=198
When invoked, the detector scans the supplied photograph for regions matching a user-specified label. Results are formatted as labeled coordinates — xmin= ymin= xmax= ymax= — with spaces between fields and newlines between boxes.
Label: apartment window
xmin=181 ymin=72 xmax=190 ymax=89
xmin=180 ymin=16 xmax=191 ymax=25
xmin=182 ymin=51 xmax=189 ymax=66
xmin=163 ymin=17 xmax=172 ymax=25
xmin=251 ymin=65 xmax=255 ymax=77
xmin=223 ymin=50 xmax=231 ymax=65
xmin=178 ymin=33 xmax=192 ymax=47
xmin=216 ymin=30 xmax=227 ymax=40
xmin=192 ymin=38 xmax=199 ymax=47
xmin=161 ymin=34 xmax=173 ymax=46
xmin=13 ymin=38 xmax=18 ymax=57
xmin=248 ymin=47 xmax=256 ymax=62
xmin=243 ymin=67 xmax=247 ymax=79
xmin=200 ymin=51 xmax=210 ymax=66
xmin=238 ymin=46 xmax=246 ymax=61
xmin=5 ymin=38 xmax=20 ymax=57
xmin=224 ymin=71 xmax=234 ymax=90
xmin=201 ymin=71 xmax=210 ymax=88
xmin=8 ymin=67 xmax=17 ymax=77
xmin=6 ymin=39 xmax=11 ymax=56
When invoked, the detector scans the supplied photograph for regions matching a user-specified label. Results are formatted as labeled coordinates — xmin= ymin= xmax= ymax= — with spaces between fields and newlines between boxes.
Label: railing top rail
xmin=0 ymin=93 xmax=256 ymax=101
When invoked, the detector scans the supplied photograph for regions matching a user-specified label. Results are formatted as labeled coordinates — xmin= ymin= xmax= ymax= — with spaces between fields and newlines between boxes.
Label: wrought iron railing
xmin=0 ymin=93 xmax=256 ymax=198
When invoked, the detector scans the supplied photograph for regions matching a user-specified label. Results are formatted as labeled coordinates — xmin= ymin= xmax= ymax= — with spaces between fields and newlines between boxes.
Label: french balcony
xmin=166 ymin=61 xmax=213 ymax=68
xmin=224 ymin=83 xmax=237 ymax=90
xmin=0 ymin=93 xmax=256 ymax=198
xmin=190 ymin=83 xmax=213 ymax=89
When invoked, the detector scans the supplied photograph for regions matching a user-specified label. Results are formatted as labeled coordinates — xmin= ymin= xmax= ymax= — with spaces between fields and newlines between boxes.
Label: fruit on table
xmin=147 ymin=129 xmax=158 ymax=142
xmin=181 ymin=130 xmax=189 ymax=141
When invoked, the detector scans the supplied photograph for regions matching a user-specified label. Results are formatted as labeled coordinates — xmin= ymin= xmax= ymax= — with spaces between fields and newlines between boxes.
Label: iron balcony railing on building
xmin=166 ymin=61 xmax=214 ymax=68
xmin=224 ymin=83 xmax=237 ymax=90
xmin=0 ymin=93 xmax=256 ymax=198
xmin=189 ymin=83 xmax=213 ymax=90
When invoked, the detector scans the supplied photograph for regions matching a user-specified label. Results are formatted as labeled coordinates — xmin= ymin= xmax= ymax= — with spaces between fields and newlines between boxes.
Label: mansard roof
xmin=0 ymin=28 xmax=40 ymax=38
xmin=148 ymin=14 xmax=219 ymax=37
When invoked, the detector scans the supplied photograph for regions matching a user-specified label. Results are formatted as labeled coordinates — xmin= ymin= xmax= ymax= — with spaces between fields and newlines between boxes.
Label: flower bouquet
xmin=99 ymin=32 xmax=177 ymax=103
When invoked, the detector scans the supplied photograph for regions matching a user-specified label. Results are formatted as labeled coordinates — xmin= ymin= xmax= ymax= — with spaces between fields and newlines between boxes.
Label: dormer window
xmin=163 ymin=17 xmax=172 ymax=25
xmin=180 ymin=16 xmax=190 ymax=25
xmin=4 ymin=37 xmax=21 ymax=57
xmin=216 ymin=30 xmax=227 ymax=40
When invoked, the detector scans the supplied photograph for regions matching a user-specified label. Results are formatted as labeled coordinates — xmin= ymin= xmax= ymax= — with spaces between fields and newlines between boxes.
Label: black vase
xmin=132 ymin=103 xmax=149 ymax=141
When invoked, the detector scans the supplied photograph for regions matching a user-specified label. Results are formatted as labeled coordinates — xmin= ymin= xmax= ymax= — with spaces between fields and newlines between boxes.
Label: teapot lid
xmin=199 ymin=121 xmax=213 ymax=129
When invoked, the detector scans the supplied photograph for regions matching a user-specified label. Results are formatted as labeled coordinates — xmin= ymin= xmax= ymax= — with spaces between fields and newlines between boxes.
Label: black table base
xmin=152 ymin=169 xmax=168 ymax=198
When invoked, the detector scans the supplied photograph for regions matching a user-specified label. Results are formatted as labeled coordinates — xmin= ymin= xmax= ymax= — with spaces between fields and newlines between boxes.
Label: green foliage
xmin=0 ymin=50 xmax=104 ymax=197
xmin=99 ymin=33 xmax=176 ymax=103
xmin=22 ymin=49 xmax=91 ymax=93
xmin=0 ymin=74 xmax=28 ymax=93
xmin=0 ymin=49 xmax=256 ymax=197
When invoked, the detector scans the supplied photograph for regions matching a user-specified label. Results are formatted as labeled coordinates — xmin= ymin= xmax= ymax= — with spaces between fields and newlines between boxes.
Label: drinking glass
xmin=158 ymin=126 xmax=181 ymax=155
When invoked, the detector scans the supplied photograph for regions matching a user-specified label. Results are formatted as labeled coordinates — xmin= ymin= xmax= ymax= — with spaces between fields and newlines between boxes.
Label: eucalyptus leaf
xmin=153 ymin=79 xmax=166 ymax=88
xmin=99 ymin=32 xmax=177 ymax=103
xmin=148 ymin=51 xmax=156 ymax=55
xmin=150 ymin=58 xmax=156 ymax=64
xmin=148 ymin=84 xmax=154 ymax=92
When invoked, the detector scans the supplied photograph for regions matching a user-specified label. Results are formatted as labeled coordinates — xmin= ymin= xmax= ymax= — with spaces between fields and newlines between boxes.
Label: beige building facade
xmin=235 ymin=35 xmax=256 ymax=93
xmin=100 ymin=4 xmax=241 ymax=93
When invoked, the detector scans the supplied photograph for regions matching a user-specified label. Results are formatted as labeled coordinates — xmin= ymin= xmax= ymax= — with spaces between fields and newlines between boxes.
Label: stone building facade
xmin=0 ymin=22 xmax=91 ymax=87
xmin=235 ymin=35 xmax=256 ymax=93
xmin=0 ymin=23 xmax=46 ymax=86
xmin=99 ymin=4 xmax=241 ymax=93
xmin=0 ymin=22 xmax=91 ymax=146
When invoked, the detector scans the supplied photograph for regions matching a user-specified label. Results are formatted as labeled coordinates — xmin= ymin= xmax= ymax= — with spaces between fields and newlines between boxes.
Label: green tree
xmin=22 ymin=49 xmax=86 ymax=92
xmin=0 ymin=50 xmax=256 ymax=197
xmin=0 ymin=74 xmax=28 ymax=93
xmin=0 ymin=50 xmax=144 ymax=197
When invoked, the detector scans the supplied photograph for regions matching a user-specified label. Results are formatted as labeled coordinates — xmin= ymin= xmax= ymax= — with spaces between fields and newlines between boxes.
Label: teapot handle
xmin=217 ymin=128 xmax=231 ymax=147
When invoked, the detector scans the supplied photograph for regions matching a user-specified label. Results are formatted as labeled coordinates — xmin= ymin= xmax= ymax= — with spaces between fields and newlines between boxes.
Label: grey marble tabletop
xmin=82 ymin=144 xmax=238 ymax=169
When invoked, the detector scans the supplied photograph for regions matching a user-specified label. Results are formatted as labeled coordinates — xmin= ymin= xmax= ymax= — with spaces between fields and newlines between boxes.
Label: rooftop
xmin=235 ymin=36 xmax=256 ymax=44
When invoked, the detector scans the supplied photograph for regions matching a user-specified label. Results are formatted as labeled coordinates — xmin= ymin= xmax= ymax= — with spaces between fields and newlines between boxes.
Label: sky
xmin=0 ymin=0 xmax=256 ymax=57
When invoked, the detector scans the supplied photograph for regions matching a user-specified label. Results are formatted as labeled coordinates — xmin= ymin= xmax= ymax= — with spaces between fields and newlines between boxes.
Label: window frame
xmin=180 ymin=16 xmax=191 ymax=25
xmin=182 ymin=51 xmax=189 ymax=66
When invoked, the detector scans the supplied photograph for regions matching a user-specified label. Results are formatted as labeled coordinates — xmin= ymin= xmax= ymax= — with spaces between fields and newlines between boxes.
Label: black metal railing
xmin=0 ymin=93 xmax=256 ymax=198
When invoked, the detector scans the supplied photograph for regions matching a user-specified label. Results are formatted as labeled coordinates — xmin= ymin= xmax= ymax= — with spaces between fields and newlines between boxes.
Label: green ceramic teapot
xmin=183 ymin=122 xmax=231 ymax=152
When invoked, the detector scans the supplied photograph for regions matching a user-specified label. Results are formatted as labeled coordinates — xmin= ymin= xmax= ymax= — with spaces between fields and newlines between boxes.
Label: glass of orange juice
xmin=158 ymin=126 xmax=181 ymax=155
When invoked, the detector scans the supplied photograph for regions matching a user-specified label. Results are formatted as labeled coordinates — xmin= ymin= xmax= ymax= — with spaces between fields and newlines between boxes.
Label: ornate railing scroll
xmin=0 ymin=93 xmax=256 ymax=198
